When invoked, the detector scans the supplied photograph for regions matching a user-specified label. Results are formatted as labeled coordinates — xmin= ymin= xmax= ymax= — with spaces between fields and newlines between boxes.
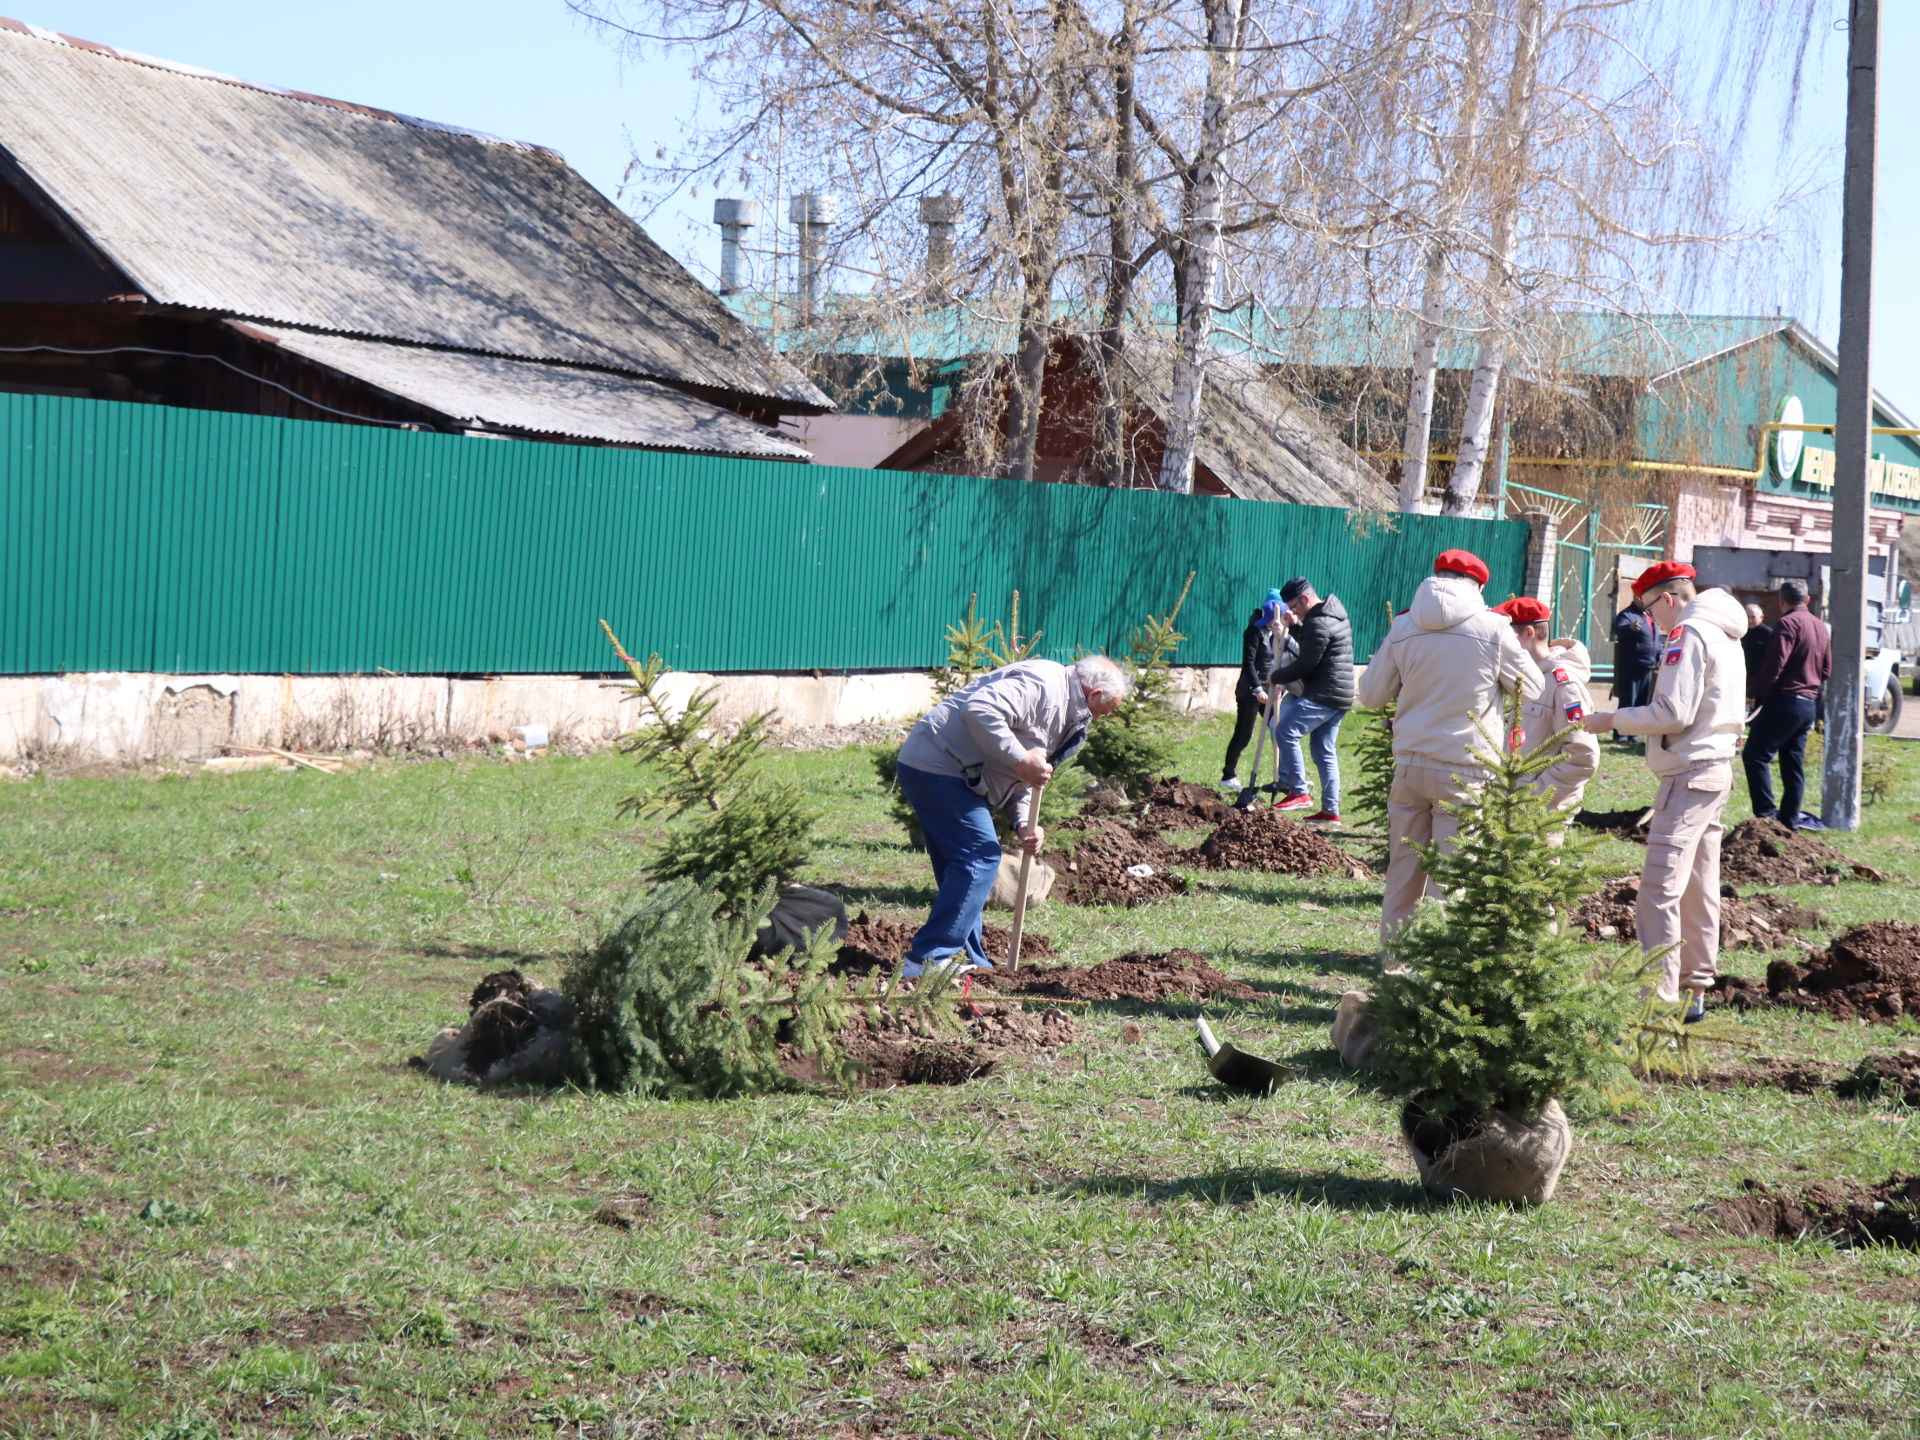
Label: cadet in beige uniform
xmin=1357 ymin=549 xmax=1543 ymax=946
xmin=1582 ymin=563 xmax=1749 ymax=1015
xmin=1489 ymin=597 xmax=1600 ymax=814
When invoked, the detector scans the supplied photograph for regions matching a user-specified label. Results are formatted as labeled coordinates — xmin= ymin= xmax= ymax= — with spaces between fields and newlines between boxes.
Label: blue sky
xmin=11 ymin=0 xmax=1917 ymax=414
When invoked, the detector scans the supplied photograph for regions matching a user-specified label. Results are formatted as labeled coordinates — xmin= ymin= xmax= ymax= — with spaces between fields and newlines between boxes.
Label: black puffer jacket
xmin=1269 ymin=595 xmax=1355 ymax=709
xmin=1235 ymin=613 xmax=1279 ymax=700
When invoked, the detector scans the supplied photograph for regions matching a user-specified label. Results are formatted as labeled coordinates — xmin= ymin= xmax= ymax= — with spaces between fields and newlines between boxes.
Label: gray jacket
xmin=898 ymin=659 xmax=1091 ymax=827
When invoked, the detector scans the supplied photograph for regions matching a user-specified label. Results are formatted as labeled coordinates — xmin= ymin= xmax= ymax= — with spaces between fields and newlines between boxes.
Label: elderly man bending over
xmin=894 ymin=656 xmax=1130 ymax=978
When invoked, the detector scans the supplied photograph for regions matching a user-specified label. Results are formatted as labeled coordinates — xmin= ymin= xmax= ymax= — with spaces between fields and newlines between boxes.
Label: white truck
xmin=1688 ymin=545 xmax=1908 ymax=734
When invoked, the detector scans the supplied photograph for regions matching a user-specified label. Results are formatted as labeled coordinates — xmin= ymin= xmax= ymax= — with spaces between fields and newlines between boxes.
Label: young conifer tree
xmin=1079 ymin=572 xmax=1195 ymax=796
xmin=1371 ymin=705 xmax=1634 ymax=1130
xmin=602 ymin=621 xmax=818 ymax=917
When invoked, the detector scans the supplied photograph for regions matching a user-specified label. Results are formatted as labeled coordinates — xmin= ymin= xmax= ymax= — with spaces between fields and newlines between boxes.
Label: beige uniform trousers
xmin=1382 ymin=761 xmax=1485 ymax=944
xmin=1636 ymin=761 xmax=1733 ymax=1001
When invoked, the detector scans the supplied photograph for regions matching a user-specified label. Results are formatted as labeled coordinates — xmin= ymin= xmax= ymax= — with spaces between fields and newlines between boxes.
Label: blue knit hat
xmin=1257 ymin=588 xmax=1284 ymax=626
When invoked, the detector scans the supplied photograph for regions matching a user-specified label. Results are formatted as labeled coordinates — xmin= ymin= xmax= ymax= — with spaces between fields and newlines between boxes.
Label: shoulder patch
xmin=1564 ymin=698 xmax=1585 ymax=723
xmin=1552 ymin=666 xmax=1570 ymax=684
xmin=1663 ymin=628 xmax=1687 ymax=667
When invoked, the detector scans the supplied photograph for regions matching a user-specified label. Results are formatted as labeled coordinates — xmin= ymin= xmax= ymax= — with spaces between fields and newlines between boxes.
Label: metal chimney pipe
xmin=788 ymin=192 xmax=838 ymax=323
xmin=918 ymin=194 xmax=962 ymax=284
xmin=711 ymin=198 xmax=759 ymax=296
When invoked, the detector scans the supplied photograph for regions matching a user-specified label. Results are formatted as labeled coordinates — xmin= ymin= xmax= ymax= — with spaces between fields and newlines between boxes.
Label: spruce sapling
xmin=1079 ymin=572 xmax=1195 ymax=797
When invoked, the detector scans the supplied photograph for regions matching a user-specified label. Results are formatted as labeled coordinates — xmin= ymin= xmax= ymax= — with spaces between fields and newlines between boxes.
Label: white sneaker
xmin=901 ymin=956 xmax=990 ymax=980
xmin=1221 ymin=777 xmax=1244 ymax=791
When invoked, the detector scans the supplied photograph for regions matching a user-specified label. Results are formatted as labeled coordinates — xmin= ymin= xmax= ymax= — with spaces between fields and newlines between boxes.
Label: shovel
xmin=1234 ymin=688 xmax=1279 ymax=812
xmin=1006 ymin=782 xmax=1044 ymax=972
xmin=1195 ymin=1016 xmax=1298 ymax=1096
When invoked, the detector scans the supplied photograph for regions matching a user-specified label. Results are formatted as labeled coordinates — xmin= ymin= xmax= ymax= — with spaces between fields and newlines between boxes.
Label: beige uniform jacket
xmin=1515 ymin=640 xmax=1601 ymax=808
xmin=1356 ymin=574 xmax=1544 ymax=772
xmin=1610 ymin=589 xmax=1750 ymax=777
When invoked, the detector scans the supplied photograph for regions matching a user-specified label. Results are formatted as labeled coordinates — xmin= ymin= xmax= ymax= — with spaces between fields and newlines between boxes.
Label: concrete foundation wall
xmin=0 ymin=665 xmax=1244 ymax=762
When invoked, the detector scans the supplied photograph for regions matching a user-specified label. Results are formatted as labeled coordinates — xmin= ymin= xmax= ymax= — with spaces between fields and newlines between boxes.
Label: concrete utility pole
xmin=1823 ymin=0 xmax=1879 ymax=831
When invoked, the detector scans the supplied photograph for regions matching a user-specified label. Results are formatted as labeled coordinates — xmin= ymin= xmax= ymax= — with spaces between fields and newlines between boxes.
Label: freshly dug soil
xmin=1190 ymin=808 xmax=1372 ymax=878
xmin=1050 ymin=818 xmax=1189 ymax=906
xmin=831 ymin=1001 xmax=1078 ymax=1088
xmin=1573 ymin=806 xmax=1653 ymax=842
xmin=465 ymin=969 xmax=542 ymax=1076
xmin=1573 ymin=876 xmax=1823 ymax=950
xmin=1720 ymin=817 xmax=1883 ymax=886
xmin=1713 ymin=1173 xmax=1920 ymax=1249
xmin=1833 ymin=1050 xmax=1920 ymax=1107
xmin=1720 ymin=921 xmax=1920 ymax=1022
xmin=973 ymin=948 xmax=1257 ymax=1003
xmin=832 ymin=911 xmax=1056 ymax=974
xmin=1136 ymin=778 xmax=1231 ymax=830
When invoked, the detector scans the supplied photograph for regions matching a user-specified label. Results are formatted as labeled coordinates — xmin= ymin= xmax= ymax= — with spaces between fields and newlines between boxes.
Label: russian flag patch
xmin=1665 ymin=644 xmax=1684 ymax=666
xmin=1564 ymin=699 xmax=1585 ymax=723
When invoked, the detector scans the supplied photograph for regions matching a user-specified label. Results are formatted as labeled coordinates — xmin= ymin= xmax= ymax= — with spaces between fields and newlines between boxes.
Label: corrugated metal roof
xmin=241 ymin=324 xmax=813 ymax=459
xmin=0 ymin=19 xmax=828 ymax=411
xmin=1118 ymin=343 xmax=1395 ymax=510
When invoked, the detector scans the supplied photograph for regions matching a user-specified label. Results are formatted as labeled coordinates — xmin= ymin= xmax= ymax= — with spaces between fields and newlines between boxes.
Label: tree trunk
xmin=1400 ymin=244 xmax=1448 ymax=511
xmin=1156 ymin=0 xmax=1246 ymax=494
xmin=1095 ymin=20 xmax=1140 ymax=488
xmin=1006 ymin=287 xmax=1051 ymax=482
xmin=1445 ymin=0 xmax=1543 ymax=513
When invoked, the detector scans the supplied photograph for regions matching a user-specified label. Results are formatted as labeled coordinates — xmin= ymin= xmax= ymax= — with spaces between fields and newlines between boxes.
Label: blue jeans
xmin=1744 ymin=692 xmax=1818 ymax=822
xmin=1271 ymin=696 xmax=1346 ymax=812
xmin=894 ymin=762 xmax=1000 ymax=967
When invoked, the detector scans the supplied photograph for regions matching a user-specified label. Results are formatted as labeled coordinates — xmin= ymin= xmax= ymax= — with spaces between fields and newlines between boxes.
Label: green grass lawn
xmin=4 ymin=718 xmax=1919 ymax=1439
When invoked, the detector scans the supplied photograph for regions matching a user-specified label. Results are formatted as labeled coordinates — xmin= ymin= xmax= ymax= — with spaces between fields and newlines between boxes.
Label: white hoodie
xmin=1517 ymin=638 xmax=1600 ymax=808
xmin=1356 ymin=574 xmax=1544 ymax=771
xmin=1611 ymin=588 xmax=1750 ymax=777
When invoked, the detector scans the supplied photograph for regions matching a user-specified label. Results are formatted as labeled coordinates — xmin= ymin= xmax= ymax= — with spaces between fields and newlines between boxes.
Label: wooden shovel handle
xmin=1007 ymin=782 xmax=1043 ymax=972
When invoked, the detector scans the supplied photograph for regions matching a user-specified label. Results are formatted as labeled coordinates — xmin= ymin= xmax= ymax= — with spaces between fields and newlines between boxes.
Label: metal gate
xmin=1506 ymin=481 xmax=1668 ymax=688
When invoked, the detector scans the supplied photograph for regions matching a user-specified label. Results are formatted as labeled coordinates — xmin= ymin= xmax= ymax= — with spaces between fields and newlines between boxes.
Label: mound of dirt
xmin=830 ymin=1000 xmax=1078 ymax=1088
xmin=1720 ymin=817 xmax=1883 ymax=886
xmin=1713 ymin=1173 xmax=1920 ymax=1249
xmin=1722 ymin=921 xmax=1920 ymax=1022
xmin=974 ymin=948 xmax=1257 ymax=1003
xmin=1050 ymin=818 xmax=1188 ymax=906
xmin=1190 ymin=808 xmax=1372 ymax=878
xmin=1136 ymin=778 xmax=1231 ymax=830
xmin=1834 ymin=1050 xmax=1920 ymax=1107
xmin=1573 ymin=876 xmax=1822 ymax=950
xmin=1573 ymin=807 xmax=1653 ymax=842
xmin=833 ymin=911 xmax=1056 ymax=974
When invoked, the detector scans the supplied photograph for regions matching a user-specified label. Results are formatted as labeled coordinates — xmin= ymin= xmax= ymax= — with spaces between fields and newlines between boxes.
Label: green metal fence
xmin=0 ymin=392 xmax=1529 ymax=675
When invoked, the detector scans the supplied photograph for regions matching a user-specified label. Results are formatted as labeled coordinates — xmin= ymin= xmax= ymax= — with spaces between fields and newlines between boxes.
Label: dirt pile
xmin=1573 ymin=876 xmax=1822 ymax=950
xmin=1728 ymin=921 xmax=1920 ymax=1022
xmin=832 ymin=1001 xmax=1078 ymax=1088
xmin=1050 ymin=818 xmax=1188 ymax=906
xmin=465 ymin=969 xmax=542 ymax=1075
xmin=1137 ymin=778 xmax=1231 ymax=830
xmin=1190 ymin=809 xmax=1372 ymax=878
xmin=1713 ymin=1173 xmax=1920 ymax=1249
xmin=833 ymin=912 xmax=1056 ymax=974
xmin=1573 ymin=807 xmax=1653 ymax=842
xmin=1834 ymin=1050 xmax=1920 ymax=1107
xmin=974 ymin=948 xmax=1256 ymax=1003
xmin=1720 ymin=817 xmax=1883 ymax=886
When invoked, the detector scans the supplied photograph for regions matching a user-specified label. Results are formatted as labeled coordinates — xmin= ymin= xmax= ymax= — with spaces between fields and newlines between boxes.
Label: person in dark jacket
xmin=1267 ymin=577 xmax=1355 ymax=822
xmin=1611 ymin=595 xmax=1661 ymax=709
xmin=1740 ymin=603 xmax=1775 ymax=701
xmin=1744 ymin=579 xmax=1832 ymax=828
xmin=1221 ymin=588 xmax=1283 ymax=788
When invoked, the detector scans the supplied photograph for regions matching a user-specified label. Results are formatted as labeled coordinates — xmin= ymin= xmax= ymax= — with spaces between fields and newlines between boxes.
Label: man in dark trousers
xmin=1267 ymin=576 xmax=1355 ymax=822
xmin=1612 ymin=591 xmax=1661 ymax=709
xmin=1743 ymin=579 xmax=1832 ymax=828
xmin=1740 ymin=603 xmax=1775 ymax=701
xmin=1221 ymin=589 xmax=1283 ymax=790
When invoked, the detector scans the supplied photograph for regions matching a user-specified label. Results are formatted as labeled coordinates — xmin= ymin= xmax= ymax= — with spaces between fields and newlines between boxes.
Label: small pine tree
xmin=1372 ymin=703 xmax=1635 ymax=1131
xmin=1079 ymin=572 xmax=1195 ymax=796
xmin=602 ymin=621 xmax=819 ymax=916
xmin=1347 ymin=702 xmax=1397 ymax=832
xmin=563 ymin=880 xmax=968 ymax=1099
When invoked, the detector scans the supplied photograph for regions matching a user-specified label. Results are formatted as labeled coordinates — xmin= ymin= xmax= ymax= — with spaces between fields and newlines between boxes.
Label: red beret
xmin=1631 ymin=560 xmax=1695 ymax=599
xmin=1434 ymin=549 xmax=1490 ymax=585
xmin=1491 ymin=597 xmax=1551 ymax=624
